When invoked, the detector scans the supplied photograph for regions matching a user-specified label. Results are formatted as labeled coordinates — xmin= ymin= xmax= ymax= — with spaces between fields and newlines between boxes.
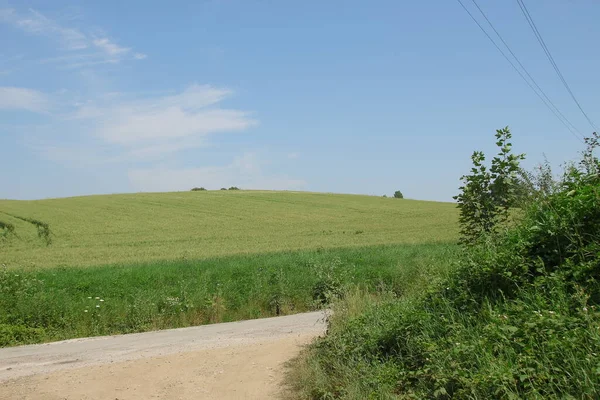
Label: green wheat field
xmin=0 ymin=190 xmax=457 ymax=269
xmin=0 ymin=190 xmax=458 ymax=346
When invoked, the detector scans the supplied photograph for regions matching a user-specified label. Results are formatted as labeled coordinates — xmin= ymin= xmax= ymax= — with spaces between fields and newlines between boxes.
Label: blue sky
xmin=1 ymin=0 xmax=599 ymax=201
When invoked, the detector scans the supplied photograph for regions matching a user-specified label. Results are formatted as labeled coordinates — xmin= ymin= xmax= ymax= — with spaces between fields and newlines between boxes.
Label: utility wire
xmin=516 ymin=0 xmax=599 ymax=133
xmin=455 ymin=0 xmax=584 ymax=142
xmin=470 ymin=0 xmax=583 ymax=138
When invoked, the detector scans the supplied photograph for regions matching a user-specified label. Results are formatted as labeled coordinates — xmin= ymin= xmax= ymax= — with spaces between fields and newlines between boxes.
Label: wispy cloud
xmin=32 ymin=84 xmax=256 ymax=163
xmin=92 ymin=38 xmax=130 ymax=57
xmin=128 ymin=153 xmax=307 ymax=192
xmin=0 ymin=87 xmax=49 ymax=112
xmin=1 ymin=8 xmax=88 ymax=50
xmin=0 ymin=7 xmax=144 ymax=67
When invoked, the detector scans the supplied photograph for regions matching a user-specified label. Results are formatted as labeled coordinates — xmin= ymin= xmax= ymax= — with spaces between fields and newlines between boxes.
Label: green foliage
xmin=191 ymin=187 xmax=207 ymax=191
xmin=0 ymin=243 xmax=454 ymax=346
xmin=310 ymin=258 xmax=348 ymax=306
xmin=393 ymin=190 xmax=403 ymax=199
xmin=228 ymin=186 xmax=240 ymax=190
xmin=0 ymin=324 xmax=47 ymax=347
xmin=454 ymin=127 xmax=525 ymax=245
xmin=288 ymin=133 xmax=600 ymax=399
xmin=515 ymin=159 xmax=560 ymax=208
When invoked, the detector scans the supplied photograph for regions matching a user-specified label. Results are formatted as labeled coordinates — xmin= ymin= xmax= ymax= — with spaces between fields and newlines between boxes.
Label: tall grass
xmin=0 ymin=243 xmax=456 ymax=347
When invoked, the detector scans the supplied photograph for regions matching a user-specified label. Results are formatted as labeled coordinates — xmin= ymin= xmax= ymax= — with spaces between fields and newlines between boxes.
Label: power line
xmin=469 ymin=0 xmax=583 ymax=138
xmin=455 ymin=0 xmax=584 ymax=142
xmin=516 ymin=0 xmax=599 ymax=133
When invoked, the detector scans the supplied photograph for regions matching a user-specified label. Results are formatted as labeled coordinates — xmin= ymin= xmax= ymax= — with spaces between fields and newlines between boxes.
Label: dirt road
xmin=0 ymin=311 xmax=327 ymax=400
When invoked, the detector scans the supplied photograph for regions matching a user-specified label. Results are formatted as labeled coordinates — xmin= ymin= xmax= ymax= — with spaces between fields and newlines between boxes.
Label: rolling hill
xmin=0 ymin=190 xmax=458 ymax=268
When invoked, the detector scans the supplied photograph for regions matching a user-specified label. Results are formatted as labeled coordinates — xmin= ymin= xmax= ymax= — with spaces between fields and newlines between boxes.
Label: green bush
xmin=288 ymin=132 xmax=600 ymax=399
xmin=454 ymin=127 xmax=524 ymax=245
xmin=393 ymin=191 xmax=403 ymax=199
xmin=191 ymin=187 xmax=207 ymax=191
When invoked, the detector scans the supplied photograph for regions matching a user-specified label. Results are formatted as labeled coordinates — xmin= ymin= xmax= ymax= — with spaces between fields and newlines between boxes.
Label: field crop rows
xmin=0 ymin=191 xmax=458 ymax=268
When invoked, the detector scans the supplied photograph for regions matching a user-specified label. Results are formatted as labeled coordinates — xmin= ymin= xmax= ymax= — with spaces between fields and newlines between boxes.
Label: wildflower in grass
xmin=95 ymin=297 xmax=100 ymax=299
xmin=96 ymin=305 xmax=100 ymax=308
xmin=84 ymin=310 xmax=88 ymax=313
xmin=100 ymin=299 xmax=104 ymax=302
xmin=88 ymin=296 xmax=92 ymax=299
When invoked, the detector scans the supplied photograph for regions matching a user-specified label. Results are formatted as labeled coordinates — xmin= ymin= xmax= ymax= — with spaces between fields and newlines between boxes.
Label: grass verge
xmin=0 ymin=243 xmax=456 ymax=347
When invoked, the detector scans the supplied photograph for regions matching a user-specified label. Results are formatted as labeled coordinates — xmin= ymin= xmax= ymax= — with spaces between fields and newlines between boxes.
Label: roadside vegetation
xmin=287 ymin=130 xmax=600 ymax=399
xmin=0 ymin=243 xmax=456 ymax=347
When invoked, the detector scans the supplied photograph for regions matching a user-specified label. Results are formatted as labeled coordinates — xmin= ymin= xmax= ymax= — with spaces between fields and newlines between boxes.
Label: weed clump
xmin=0 ymin=220 xmax=15 ymax=242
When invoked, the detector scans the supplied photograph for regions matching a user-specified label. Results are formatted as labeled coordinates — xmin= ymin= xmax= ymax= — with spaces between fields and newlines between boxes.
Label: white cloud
xmin=0 ymin=8 xmax=144 ymax=67
xmin=74 ymin=84 xmax=255 ymax=155
xmin=93 ymin=38 xmax=130 ymax=56
xmin=128 ymin=153 xmax=307 ymax=192
xmin=39 ymin=84 xmax=256 ymax=162
xmin=1 ymin=8 xmax=88 ymax=50
xmin=0 ymin=87 xmax=49 ymax=112
xmin=102 ymin=108 xmax=253 ymax=144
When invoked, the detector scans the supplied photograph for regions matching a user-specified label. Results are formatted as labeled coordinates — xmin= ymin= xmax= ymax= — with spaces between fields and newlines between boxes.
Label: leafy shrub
xmin=454 ymin=127 xmax=525 ymax=245
xmin=310 ymin=258 xmax=347 ymax=306
xmin=393 ymin=191 xmax=403 ymax=199
xmin=191 ymin=187 xmax=207 ymax=191
xmin=448 ymin=134 xmax=600 ymax=307
xmin=228 ymin=186 xmax=240 ymax=190
xmin=288 ymin=131 xmax=600 ymax=399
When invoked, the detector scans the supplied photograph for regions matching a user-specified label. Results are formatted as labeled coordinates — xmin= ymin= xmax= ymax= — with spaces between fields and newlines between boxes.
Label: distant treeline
xmin=191 ymin=187 xmax=240 ymax=191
